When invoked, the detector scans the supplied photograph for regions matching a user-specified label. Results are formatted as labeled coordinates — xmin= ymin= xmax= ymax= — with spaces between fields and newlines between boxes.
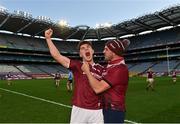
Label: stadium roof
xmin=0 ymin=5 xmax=180 ymax=41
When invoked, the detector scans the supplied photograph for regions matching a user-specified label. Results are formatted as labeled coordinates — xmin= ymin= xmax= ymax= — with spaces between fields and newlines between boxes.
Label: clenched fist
xmin=45 ymin=28 xmax=53 ymax=39
xmin=81 ymin=62 xmax=90 ymax=74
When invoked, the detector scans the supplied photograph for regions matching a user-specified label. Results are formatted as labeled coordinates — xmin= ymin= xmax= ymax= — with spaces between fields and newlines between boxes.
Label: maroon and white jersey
xmin=102 ymin=58 xmax=128 ymax=111
xmin=147 ymin=71 xmax=153 ymax=79
xmin=172 ymin=72 xmax=176 ymax=78
xmin=69 ymin=59 xmax=104 ymax=109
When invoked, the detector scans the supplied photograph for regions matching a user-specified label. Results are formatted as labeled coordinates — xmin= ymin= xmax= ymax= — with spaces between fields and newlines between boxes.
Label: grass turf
xmin=0 ymin=77 xmax=179 ymax=123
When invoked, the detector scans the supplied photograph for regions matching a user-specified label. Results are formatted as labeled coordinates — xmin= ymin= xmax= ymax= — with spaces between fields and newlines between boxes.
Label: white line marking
xmin=125 ymin=119 xmax=140 ymax=124
xmin=0 ymin=87 xmax=139 ymax=123
xmin=0 ymin=87 xmax=72 ymax=109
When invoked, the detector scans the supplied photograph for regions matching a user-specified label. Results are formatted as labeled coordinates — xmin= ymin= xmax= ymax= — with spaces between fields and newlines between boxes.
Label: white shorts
xmin=70 ymin=105 xmax=104 ymax=124
xmin=148 ymin=78 xmax=154 ymax=83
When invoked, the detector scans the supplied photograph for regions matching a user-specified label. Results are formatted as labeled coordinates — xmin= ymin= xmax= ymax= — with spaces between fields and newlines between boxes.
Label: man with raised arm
xmin=45 ymin=29 xmax=104 ymax=123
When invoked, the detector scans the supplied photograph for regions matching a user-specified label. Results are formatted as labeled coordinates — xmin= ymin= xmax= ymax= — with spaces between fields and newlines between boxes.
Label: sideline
xmin=0 ymin=87 xmax=139 ymax=124
xmin=0 ymin=87 xmax=72 ymax=108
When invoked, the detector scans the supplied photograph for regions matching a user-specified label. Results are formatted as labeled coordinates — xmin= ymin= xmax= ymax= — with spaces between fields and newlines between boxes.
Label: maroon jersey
xmin=69 ymin=59 xmax=104 ymax=109
xmin=172 ymin=72 xmax=176 ymax=78
xmin=147 ymin=71 xmax=153 ymax=78
xmin=54 ymin=73 xmax=61 ymax=80
xmin=102 ymin=58 xmax=128 ymax=111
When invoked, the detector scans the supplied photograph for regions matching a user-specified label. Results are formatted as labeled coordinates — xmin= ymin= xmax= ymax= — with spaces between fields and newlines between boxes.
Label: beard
xmin=104 ymin=54 xmax=113 ymax=62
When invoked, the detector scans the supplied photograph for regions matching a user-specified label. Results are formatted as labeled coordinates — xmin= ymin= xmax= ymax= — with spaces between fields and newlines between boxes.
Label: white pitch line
xmin=0 ymin=87 xmax=72 ymax=109
xmin=125 ymin=119 xmax=140 ymax=124
xmin=0 ymin=87 xmax=138 ymax=124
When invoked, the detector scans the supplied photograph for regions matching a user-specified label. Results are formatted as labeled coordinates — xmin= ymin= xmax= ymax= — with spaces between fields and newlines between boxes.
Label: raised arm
xmin=45 ymin=28 xmax=70 ymax=68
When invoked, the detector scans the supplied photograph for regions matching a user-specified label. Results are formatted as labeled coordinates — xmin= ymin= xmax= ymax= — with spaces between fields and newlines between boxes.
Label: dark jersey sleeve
xmin=102 ymin=64 xmax=128 ymax=87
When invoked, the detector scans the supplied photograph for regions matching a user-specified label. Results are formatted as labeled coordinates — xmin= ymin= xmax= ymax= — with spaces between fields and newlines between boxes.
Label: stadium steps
xmin=5 ymin=36 xmax=17 ymax=48
xmin=58 ymin=67 xmax=68 ymax=73
xmin=32 ymin=65 xmax=53 ymax=77
xmin=51 ymin=65 xmax=68 ymax=74
xmin=13 ymin=65 xmax=33 ymax=78
xmin=139 ymin=61 xmax=158 ymax=75
xmin=174 ymin=61 xmax=180 ymax=70
xmin=128 ymin=63 xmax=137 ymax=70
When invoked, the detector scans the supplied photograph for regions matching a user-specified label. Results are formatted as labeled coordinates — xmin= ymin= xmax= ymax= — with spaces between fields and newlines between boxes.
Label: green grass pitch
xmin=0 ymin=77 xmax=179 ymax=123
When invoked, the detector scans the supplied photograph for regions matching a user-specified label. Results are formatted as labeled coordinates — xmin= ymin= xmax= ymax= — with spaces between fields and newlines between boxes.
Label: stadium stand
xmin=0 ymin=5 xmax=180 ymax=79
xmin=128 ymin=27 xmax=180 ymax=50
xmin=0 ymin=64 xmax=30 ymax=79
xmin=129 ymin=62 xmax=154 ymax=74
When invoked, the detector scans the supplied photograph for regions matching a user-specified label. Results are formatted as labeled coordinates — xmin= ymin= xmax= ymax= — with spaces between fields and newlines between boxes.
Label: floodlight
xmin=58 ymin=20 xmax=68 ymax=27
xmin=14 ymin=10 xmax=32 ymax=19
xmin=0 ymin=7 xmax=8 ymax=13
xmin=95 ymin=22 xmax=112 ymax=28
xmin=104 ymin=22 xmax=112 ymax=27
xmin=37 ymin=16 xmax=51 ymax=22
